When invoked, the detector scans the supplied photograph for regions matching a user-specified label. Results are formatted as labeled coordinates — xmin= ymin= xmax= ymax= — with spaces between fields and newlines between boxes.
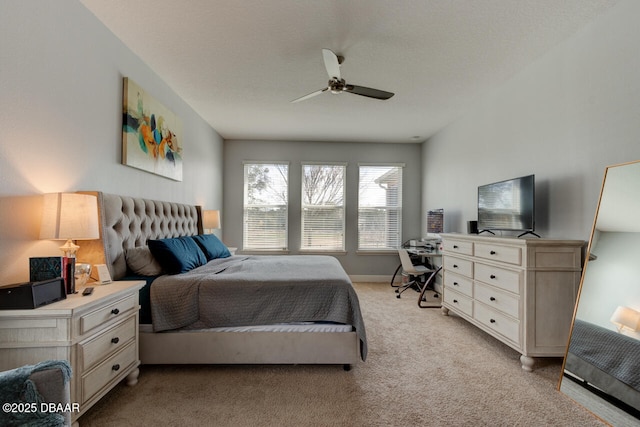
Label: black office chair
xmin=395 ymin=249 xmax=442 ymax=308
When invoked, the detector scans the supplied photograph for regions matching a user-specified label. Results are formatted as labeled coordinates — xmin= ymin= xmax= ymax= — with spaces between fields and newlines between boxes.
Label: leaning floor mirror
xmin=559 ymin=160 xmax=640 ymax=426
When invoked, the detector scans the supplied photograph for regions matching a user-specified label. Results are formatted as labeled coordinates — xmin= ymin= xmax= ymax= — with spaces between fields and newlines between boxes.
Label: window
xmin=301 ymin=163 xmax=346 ymax=251
xmin=358 ymin=164 xmax=403 ymax=250
xmin=243 ymin=162 xmax=289 ymax=250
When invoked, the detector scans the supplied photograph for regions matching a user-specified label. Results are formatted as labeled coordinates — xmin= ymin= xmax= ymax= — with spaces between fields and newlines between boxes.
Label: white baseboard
xmin=349 ymin=275 xmax=398 ymax=283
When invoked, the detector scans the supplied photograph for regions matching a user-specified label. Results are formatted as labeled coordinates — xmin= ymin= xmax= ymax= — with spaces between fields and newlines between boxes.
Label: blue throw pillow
xmin=191 ymin=234 xmax=231 ymax=261
xmin=148 ymin=236 xmax=207 ymax=274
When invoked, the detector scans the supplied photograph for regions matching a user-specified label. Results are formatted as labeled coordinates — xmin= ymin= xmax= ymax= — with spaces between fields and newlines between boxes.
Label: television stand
xmin=440 ymin=233 xmax=584 ymax=371
xmin=517 ymin=231 xmax=540 ymax=238
xmin=478 ymin=230 xmax=495 ymax=235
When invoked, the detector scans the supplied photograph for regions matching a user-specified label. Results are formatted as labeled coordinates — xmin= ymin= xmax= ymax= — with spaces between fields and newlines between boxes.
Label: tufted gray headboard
xmin=78 ymin=192 xmax=203 ymax=280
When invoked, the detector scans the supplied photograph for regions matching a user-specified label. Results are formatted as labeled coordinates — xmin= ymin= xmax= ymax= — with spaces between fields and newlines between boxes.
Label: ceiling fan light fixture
xmin=291 ymin=49 xmax=394 ymax=103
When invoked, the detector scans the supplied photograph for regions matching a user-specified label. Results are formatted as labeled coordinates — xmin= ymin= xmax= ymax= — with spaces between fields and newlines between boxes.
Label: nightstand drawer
xmin=444 ymin=256 xmax=473 ymax=279
xmin=80 ymin=316 xmax=136 ymax=371
xmin=474 ymin=263 xmax=521 ymax=294
xmin=444 ymin=272 xmax=473 ymax=297
xmin=474 ymin=243 xmax=522 ymax=266
xmin=81 ymin=294 xmax=137 ymax=334
xmin=475 ymin=303 xmax=520 ymax=345
xmin=81 ymin=341 xmax=137 ymax=404
xmin=474 ymin=282 xmax=519 ymax=318
xmin=443 ymin=289 xmax=473 ymax=317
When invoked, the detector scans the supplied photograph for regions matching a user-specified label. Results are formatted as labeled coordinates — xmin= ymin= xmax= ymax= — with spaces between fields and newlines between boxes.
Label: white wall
xmin=223 ymin=140 xmax=422 ymax=276
xmin=0 ymin=0 xmax=224 ymax=283
xmin=576 ymin=232 xmax=640 ymax=339
xmin=422 ymin=0 xmax=640 ymax=240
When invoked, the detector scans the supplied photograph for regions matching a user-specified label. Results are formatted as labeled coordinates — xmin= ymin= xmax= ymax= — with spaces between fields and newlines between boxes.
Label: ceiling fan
xmin=291 ymin=49 xmax=394 ymax=103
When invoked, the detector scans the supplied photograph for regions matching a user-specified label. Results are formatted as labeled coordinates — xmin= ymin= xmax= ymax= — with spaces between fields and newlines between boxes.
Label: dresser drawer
xmin=80 ymin=316 xmax=136 ymax=371
xmin=444 ymin=272 xmax=473 ymax=297
xmin=475 ymin=303 xmax=520 ymax=345
xmin=474 ymin=282 xmax=519 ymax=318
xmin=442 ymin=239 xmax=473 ymax=256
xmin=474 ymin=263 xmax=521 ymax=294
xmin=81 ymin=294 xmax=137 ymax=335
xmin=81 ymin=341 xmax=137 ymax=404
xmin=443 ymin=289 xmax=473 ymax=317
xmin=474 ymin=243 xmax=522 ymax=266
xmin=444 ymin=256 xmax=473 ymax=279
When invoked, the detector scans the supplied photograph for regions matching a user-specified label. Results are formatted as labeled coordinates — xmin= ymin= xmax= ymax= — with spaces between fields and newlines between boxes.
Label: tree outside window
xmin=301 ymin=164 xmax=345 ymax=251
xmin=243 ymin=163 xmax=289 ymax=250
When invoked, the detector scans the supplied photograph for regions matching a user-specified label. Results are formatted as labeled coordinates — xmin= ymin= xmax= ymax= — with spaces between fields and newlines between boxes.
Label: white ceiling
xmin=79 ymin=0 xmax=618 ymax=143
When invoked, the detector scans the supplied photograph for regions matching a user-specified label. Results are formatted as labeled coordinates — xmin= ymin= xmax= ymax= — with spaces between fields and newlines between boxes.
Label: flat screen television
xmin=477 ymin=174 xmax=537 ymax=237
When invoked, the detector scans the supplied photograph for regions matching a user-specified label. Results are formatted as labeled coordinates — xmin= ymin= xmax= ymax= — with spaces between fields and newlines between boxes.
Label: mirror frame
xmin=558 ymin=159 xmax=640 ymax=422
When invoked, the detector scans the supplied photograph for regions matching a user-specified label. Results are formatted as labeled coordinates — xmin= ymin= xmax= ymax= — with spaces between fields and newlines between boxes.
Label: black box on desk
xmin=0 ymin=278 xmax=66 ymax=309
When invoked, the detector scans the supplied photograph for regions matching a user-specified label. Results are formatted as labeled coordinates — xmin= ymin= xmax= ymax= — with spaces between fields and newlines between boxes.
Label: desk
xmin=407 ymin=246 xmax=442 ymax=261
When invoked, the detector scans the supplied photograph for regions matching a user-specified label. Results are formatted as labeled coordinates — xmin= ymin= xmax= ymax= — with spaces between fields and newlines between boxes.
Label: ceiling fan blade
xmin=345 ymin=85 xmax=394 ymax=100
xmin=291 ymin=87 xmax=329 ymax=103
xmin=322 ymin=49 xmax=341 ymax=80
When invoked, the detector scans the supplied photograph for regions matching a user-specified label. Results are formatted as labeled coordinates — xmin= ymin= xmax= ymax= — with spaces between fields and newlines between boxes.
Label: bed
xmin=79 ymin=191 xmax=366 ymax=368
xmin=565 ymin=319 xmax=640 ymax=410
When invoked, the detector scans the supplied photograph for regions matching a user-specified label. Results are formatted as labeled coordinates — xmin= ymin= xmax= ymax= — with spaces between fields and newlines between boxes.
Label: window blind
xmin=243 ymin=163 xmax=289 ymax=250
xmin=301 ymin=164 xmax=346 ymax=251
xmin=358 ymin=165 xmax=403 ymax=250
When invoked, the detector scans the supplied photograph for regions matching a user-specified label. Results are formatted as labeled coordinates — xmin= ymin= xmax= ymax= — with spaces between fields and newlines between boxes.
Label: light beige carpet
xmin=79 ymin=283 xmax=605 ymax=426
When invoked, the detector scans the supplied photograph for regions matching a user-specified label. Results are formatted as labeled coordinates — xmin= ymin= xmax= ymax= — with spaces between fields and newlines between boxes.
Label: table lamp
xmin=202 ymin=210 xmax=220 ymax=234
xmin=40 ymin=193 xmax=100 ymax=258
xmin=610 ymin=306 xmax=640 ymax=333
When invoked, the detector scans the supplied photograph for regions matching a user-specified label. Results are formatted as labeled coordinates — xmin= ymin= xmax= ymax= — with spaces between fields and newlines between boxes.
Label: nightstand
xmin=0 ymin=280 xmax=145 ymax=424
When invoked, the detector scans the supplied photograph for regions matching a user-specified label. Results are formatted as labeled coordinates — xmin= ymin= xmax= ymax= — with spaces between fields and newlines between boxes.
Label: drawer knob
xmin=490 ymin=319 xmax=496 ymax=323
xmin=490 ymin=250 xmax=496 ymax=255
xmin=453 ymin=299 xmax=458 ymax=303
xmin=490 ymin=274 xmax=496 ymax=279
xmin=112 ymin=364 xmax=120 ymax=371
xmin=111 ymin=337 xmax=120 ymax=344
xmin=453 ymin=245 xmax=459 ymax=249
xmin=453 ymin=282 xmax=459 ymax=286
xmin=453 ymin=264 xmax=458 ymax=268
xmin=111 ymin=308 xmax=120 ymax=315
xmin=490 ymin=297 xmax=496 ymax=301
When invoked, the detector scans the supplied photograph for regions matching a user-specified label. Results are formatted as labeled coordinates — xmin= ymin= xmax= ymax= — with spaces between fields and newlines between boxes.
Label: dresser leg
xmin=441 ymin=306 xmax=449 ymax=316
xmin=520 ymin=355 xmax=535 ymax=372
xmin=126 ymin=368 xmax=140 ymax=386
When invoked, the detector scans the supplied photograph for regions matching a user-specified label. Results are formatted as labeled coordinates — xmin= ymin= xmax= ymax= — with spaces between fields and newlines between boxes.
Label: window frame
xmin=242 ymin=161 xmax=290 ymax=252
xmin=300 ymin=162 xmax=347 ymax=252
xmin=357 ymin=163 xmax=404 ymax=252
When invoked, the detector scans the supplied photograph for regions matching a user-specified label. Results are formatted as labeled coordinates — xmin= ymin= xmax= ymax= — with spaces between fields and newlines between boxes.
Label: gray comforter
xmin=568 ymin=319 xmax=640 ymax=390
xmin=150 ymin=255 xmax=367 ymax=360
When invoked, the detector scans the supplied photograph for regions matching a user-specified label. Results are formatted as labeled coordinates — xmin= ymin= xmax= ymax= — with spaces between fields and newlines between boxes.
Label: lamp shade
xmin=40 ymin=193 xmax=99 ymax=241
xmin=610 ymin=306 xmax=640 ymax=332
xmin=202 ymin=210 xmax=221 ymax=229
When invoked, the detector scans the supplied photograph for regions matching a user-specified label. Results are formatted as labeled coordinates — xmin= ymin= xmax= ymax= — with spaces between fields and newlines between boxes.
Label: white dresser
xmin=0 ymin=281 xmax=144 ymax=424
xmin=440 ymin=234 xmax=584 ymax=371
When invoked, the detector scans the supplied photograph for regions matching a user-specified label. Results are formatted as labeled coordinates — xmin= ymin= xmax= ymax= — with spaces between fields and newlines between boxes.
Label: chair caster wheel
xmin=396 ymin=295 xmax=401 ymax=299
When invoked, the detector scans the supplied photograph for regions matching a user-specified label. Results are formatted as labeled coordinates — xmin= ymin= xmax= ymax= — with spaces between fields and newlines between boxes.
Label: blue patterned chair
xmin=0 ymin=360 xmax=72 ymax=426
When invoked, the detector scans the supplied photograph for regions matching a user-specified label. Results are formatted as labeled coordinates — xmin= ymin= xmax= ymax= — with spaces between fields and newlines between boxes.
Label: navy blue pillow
xmin=191 ymin=234 xmax=231 ymax=261
xmin=148 ymin=236 xmax=207 ymax=274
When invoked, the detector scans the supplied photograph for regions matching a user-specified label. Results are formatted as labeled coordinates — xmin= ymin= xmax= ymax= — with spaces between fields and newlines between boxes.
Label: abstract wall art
xmin=122 ymin=77 xmax=183 ymax=181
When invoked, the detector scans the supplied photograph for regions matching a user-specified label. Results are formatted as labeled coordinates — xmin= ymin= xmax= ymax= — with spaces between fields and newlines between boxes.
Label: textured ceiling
xmin=79 ymin=0 xmax=618 ymax=143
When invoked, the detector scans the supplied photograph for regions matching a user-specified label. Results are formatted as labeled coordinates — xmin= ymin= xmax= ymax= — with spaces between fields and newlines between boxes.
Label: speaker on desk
xmin=467 ymin=220 xmax=478 ymax=234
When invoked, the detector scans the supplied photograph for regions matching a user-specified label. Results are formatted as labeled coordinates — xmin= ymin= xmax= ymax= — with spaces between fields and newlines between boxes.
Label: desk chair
xmin=395 ymin=249 xmax=442 ymax=308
